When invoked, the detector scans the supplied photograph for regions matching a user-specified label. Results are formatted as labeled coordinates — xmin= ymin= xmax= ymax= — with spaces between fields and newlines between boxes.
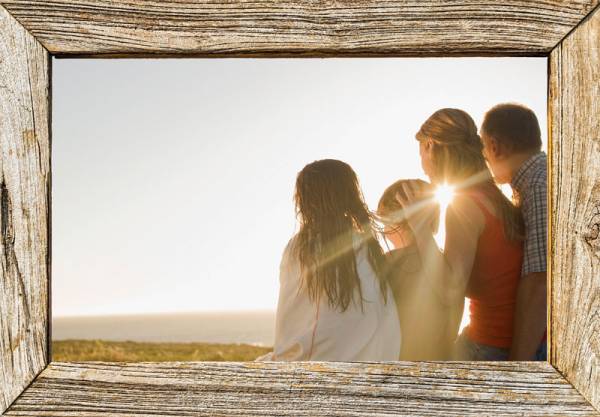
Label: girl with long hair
xmin=266 ymin=159 xmax=400 ymax=361
xmin=397 ymin=108 xmax=524 ymax=360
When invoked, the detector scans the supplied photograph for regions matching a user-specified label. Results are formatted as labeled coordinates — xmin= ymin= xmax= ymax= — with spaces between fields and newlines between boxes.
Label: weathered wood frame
xmin=0 ymin=1 xmax=599 ymax=415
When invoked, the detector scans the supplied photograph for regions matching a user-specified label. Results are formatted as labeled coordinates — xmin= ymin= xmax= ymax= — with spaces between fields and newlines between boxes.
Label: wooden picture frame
xmin=0 ymin=1 xmax=598 ymax=415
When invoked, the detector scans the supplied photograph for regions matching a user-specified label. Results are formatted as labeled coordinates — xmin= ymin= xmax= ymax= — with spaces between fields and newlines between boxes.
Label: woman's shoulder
xmin=458 ymin=187 xmax=500 ymax=217
xmin=283 ymin=233 xmax=306 ymax=259
xmin=449 ymin=191 xmax=489 ymax=233
xmin=279 ymin=235 xmax=301 ymax=277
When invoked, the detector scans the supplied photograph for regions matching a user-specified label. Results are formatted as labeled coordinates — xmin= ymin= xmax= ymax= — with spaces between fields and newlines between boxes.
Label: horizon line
xmin=53 ymin=308 xmax=277 ymax=319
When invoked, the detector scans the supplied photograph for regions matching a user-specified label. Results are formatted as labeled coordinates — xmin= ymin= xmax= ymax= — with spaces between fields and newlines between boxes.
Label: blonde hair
xmin=416 ymin=108 xmax=523 ymax=241
xmin=377 ymin=179 xmax=439 ymax=236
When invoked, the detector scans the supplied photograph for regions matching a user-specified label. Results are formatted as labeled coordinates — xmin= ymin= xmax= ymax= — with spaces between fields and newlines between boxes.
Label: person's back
xmin=378 ymin=179 xmax=458 ymax=360
xmin=385 ymin=246 xmax=454 ymax=360
xmin=395 ymin=108 xmax=526 ymax=361
xmin=480 ymin=103 xmax=548 ymax=360
xmin=273 ymin=234 xmax=400 ymax=361
xmin=462 ymin=189 xmax=523 ymax=351
xmin=263 ymin=159 xmax=400 ymax=362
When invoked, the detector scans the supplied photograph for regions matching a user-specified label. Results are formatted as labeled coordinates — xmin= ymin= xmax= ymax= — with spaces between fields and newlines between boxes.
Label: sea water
xmin=52 ymin=310 xmax=275 ymax=346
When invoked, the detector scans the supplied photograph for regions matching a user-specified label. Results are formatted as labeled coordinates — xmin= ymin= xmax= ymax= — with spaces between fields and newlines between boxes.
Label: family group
xmin=259 ymin=103 xmax=547 ymax=362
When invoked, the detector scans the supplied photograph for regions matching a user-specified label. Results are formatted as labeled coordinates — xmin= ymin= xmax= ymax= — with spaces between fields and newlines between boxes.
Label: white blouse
xmin=262 ymin=234 xmax=401 ymax=361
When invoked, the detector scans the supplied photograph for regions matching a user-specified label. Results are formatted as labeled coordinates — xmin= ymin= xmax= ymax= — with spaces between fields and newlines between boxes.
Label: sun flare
xmin=433 ymin=184 xmax=455 ymax=251
xmin=434 ymin=184 xmax=455 ymax=208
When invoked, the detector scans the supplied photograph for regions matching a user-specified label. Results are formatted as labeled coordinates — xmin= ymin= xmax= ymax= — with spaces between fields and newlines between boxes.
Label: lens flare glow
xmin=433 ymin=184 xmax=455 ymax=251
xmin=432 ymin=184 xmax=471 ymax=331
xmin=434 ymin=184 xmax=455 ymax=208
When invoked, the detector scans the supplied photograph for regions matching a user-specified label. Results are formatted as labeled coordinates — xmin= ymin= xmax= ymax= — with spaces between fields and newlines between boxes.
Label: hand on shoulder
xmin=393 ymin=180 xmax=437 ymax=233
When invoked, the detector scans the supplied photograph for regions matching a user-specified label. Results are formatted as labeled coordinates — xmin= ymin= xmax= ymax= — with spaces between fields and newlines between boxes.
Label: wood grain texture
xmin=5 ymin=361 xmax=600 ymax=416
xmin=549 ymin=4 xmax=600 ymax=412
xmin=0 ymin=0 xmax=599 ymax=57
xmin=0 ymin=1 xmax=597 ymax=415
xmin=0 ymin=4 xmax=50 ymax=414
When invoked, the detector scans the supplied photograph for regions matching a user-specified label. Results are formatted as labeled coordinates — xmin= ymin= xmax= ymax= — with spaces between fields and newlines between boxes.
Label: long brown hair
xmin=293 ymin=159 xmax=387 ymax=312
xmin=416 ymin=108 xmax=523 ymax=241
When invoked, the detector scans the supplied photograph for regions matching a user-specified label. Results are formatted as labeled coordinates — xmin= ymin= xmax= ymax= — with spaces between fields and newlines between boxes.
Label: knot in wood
xmin=584 ymin=201 xmax=600 ymax=259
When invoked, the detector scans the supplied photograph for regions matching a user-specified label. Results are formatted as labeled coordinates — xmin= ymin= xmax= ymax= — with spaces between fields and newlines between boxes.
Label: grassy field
xmin=52 ymin=340 xmax=272 ymax=362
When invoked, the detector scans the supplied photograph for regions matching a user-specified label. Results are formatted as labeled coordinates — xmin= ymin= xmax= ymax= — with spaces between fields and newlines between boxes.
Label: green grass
xmin=52 ymin=340 xmax=272 ymax=362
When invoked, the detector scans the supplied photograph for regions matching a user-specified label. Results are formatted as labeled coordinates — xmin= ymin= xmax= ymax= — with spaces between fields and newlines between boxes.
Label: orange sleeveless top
xmin=464 ymin=191 xmax=523 ymax=349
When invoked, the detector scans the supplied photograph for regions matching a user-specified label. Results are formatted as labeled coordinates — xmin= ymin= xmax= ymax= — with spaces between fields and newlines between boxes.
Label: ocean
xmin=52 ymin=311 xmax=276 ymax=346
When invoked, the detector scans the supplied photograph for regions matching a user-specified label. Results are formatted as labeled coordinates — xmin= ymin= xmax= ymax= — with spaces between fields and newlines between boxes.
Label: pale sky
xmin=52 ymin=58 xmax=547 ymax=317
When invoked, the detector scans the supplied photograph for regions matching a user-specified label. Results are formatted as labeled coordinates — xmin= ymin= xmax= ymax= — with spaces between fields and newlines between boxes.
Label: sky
xmin=52 ymin=58 xmax=547 ymax=317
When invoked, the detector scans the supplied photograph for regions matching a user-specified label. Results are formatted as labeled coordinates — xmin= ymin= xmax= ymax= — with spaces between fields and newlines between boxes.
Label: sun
xmin=434 ymin=184 xmax=455 ymax=208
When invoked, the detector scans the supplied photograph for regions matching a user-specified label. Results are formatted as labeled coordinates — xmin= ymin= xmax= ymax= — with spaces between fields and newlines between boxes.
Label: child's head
xmin=480 ymin=103 xmax=542 ymax=183
xmin=377 ymin=179 xmax=439 ymax=249
xmin=294 ymin=159 xmax=370 ymax=230
xmin=293 ymin=159 xmax=387 ymax=312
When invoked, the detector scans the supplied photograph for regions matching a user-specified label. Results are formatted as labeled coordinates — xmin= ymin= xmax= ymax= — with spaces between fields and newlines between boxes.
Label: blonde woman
xmin=397 ymin=109 xmax=524 ymax=361
xmin=263 ymin=159 xmax=400 ymax=361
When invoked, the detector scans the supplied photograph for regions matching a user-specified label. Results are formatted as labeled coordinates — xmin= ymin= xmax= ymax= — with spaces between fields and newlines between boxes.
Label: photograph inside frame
xmin=51 ymin=57 xmax=548 ymax=362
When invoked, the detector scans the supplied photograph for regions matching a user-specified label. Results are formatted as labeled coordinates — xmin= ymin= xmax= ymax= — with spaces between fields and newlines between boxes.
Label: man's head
xmin=480 ymin=103 xmax=542 ymax=184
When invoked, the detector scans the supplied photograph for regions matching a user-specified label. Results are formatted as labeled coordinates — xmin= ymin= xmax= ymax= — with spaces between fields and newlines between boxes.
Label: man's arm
xmin=509 ymin=271 xmax=547 ymax=360
xmin=510 ymin=176 xmax=548 ymax=360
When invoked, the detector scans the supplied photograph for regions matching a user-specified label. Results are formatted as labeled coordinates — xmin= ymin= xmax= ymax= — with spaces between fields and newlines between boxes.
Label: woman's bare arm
xmin=441 ymin=195 xmax=485 ymax=302
xmin=398 ymin=185 xmax=485 ymax=305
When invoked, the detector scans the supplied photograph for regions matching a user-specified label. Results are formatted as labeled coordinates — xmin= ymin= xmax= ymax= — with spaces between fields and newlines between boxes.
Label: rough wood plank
xmin=4 ymin=361 xmax=599 ymax=416
xmin=0 ymin=0 xmax=599 ymax=57
xmin=0 ymin=4 xmax=50 ymax=414
xmin=549 ymin=4 xmax=600 ymax=413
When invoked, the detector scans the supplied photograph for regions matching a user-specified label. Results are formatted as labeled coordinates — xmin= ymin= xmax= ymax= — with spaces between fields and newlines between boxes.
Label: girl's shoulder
xmin=279 ymin=235 xmax=302 ymax=284
xmin=284 ymin=234 xmax=299 ymax=252
xmin=281 ymin=235 xmax=299 ymax=264
xmin=386 ymin=246 xmax=420 ymax=272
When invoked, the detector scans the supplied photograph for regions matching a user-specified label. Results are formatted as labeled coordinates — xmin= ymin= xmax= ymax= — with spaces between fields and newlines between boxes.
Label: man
xmin=480 ymin=103 xmax=547 ymax=361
